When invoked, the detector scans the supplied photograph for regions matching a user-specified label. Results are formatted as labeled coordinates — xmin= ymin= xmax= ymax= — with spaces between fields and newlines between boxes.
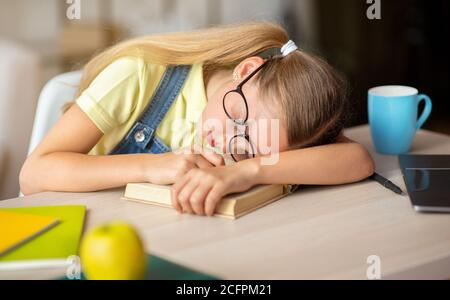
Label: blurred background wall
xmin=0 ymin=0 xmax=448 ymax=200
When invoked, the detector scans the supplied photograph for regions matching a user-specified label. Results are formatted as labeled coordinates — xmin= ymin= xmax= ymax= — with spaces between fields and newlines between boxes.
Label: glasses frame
xmin=222 ymin=61 xmax=268 ymax=162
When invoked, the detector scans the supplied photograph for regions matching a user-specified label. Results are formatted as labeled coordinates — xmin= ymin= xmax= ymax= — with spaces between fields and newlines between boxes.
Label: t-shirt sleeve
xmin=76 ymin=57 xmax=144 ymax=133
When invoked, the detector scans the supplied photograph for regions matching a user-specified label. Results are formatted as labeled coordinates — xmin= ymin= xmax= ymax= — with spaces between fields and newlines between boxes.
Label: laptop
xmin=399 ymin=155 xmax=450 ymax=213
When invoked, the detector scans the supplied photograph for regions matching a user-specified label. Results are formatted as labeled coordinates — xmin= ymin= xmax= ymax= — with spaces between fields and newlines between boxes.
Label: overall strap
xmin=139 ymin=64 xmax=191 ymax=134
xmin=110 ymin=64 xmax=191 ymax=154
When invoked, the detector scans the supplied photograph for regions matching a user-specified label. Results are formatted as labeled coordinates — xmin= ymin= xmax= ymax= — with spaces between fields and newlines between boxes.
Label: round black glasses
xmin=222 ymin=61 xmax=268 ymax=162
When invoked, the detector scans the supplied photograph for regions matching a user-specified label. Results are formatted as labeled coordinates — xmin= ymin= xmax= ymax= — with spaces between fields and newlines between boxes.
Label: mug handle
xmin=416 ymin=94 xmax=432 ymax=130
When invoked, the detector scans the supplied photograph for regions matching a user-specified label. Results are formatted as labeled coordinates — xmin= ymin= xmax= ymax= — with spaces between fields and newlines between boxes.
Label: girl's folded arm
xmin=19 ymin=104 xmax=152 ymax=195
xmin=245 ymin=134 xmax=375 ymax=186
xmin=171 ymin=134 xmax=375 ymax=216
xmin=20 ymin=104 xmax=222 ymax=195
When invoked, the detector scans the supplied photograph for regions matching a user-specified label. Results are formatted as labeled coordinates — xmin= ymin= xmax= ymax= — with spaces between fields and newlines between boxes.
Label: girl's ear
xmin=233 ymin=56 xmax=265 ymax=81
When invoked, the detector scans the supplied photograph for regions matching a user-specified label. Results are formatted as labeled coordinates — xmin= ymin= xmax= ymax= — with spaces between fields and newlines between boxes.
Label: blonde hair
xmin=68 ymin=22 xmax=347 ymax=148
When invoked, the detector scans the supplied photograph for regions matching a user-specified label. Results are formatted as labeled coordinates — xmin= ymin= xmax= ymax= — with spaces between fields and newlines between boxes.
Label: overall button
xmin=134 ymin=130 xmax=146 ymax=143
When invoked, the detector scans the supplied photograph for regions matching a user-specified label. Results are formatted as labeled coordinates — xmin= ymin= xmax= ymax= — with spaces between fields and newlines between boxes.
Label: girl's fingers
xmin=177 ymin=179 xmax=198 ymax=214
xmin=192 ymin=144 xmax=224 ymax=167
xmin=204 ymin=185 xmax=226 ymax=217
xmin=194 ymin=155 xmax=214 ymax=169
xmin=189 ymin=183 xmax=213 ymax=215
xmin=170 ymin=187 xmax=182 ymax=213
xmin=171 ymin=173 xmax=192 ymax=212
xmin=200 ymin=151 xmax=224 ymax=167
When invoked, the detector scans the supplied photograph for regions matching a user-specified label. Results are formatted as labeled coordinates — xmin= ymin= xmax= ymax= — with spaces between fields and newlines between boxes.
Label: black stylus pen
xmin=370 ymin=172 xmax=404 ymax=195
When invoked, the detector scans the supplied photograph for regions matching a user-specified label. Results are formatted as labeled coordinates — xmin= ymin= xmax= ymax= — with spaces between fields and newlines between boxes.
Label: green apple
xmin=80 ymin=221 xmax=147 ymax=280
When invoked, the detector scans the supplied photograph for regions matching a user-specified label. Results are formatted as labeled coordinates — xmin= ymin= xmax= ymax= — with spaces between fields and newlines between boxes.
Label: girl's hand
xmin=171 ymin=159 xmax=260 ymax=216
xmin=145 ymin=147 xmax=224 ymax=185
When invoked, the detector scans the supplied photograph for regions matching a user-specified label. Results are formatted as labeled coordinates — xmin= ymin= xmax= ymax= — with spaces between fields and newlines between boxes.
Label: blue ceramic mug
xmin=368 ymin=85 xmax=432 ymax=154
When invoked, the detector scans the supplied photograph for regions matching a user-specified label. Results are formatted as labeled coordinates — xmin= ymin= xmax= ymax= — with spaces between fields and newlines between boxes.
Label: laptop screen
xmin=399 ymin=155 xmax=450 ymax=212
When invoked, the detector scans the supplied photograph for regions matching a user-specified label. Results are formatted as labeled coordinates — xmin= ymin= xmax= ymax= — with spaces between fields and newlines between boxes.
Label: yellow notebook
xmin=0 ymin=206 xmax=86 ymax=271
xmin=0 ymin=211 xmax=59 ymax=256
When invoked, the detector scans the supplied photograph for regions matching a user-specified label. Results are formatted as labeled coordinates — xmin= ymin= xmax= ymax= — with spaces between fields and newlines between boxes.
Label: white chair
xmin=16 ymin=71 xmax=81 ymax=197
xmin=27 ymin=71 xmax=82 ymax=155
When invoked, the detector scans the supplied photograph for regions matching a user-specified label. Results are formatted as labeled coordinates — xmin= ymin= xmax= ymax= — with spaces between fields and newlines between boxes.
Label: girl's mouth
xmin=206 ymin=130 xmax=216 ymax=147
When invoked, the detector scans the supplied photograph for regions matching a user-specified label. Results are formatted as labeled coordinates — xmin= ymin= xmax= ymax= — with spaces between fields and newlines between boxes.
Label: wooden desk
xmin=1 ymin=125 xmax=450 ymax=280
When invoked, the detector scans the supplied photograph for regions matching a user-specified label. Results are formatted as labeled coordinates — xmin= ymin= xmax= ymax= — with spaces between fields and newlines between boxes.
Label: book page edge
xmin=121 ymin=197 xmax=236 ymax=220
xmin=233 ymin=192 xmax=289 ymax=219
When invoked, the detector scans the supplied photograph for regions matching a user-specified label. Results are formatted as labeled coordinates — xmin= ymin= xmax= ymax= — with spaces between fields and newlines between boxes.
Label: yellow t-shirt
xmin=76 ymin=57 xmax=207 ymax=155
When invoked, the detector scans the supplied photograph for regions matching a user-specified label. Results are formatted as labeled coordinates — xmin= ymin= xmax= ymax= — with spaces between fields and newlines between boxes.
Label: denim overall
xmin=110 ymin=65 xmax=192 ymax=155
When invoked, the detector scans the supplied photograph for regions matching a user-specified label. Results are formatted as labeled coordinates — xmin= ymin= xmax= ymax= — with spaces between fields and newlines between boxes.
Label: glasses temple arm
xmin=237 ymin=60 xmax=268 ymax=88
